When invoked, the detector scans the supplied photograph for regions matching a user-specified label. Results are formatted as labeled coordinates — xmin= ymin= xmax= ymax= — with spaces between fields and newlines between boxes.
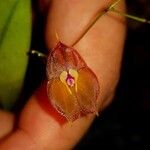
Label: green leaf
xmin=0 ymin=0 xmax=32 ymax=110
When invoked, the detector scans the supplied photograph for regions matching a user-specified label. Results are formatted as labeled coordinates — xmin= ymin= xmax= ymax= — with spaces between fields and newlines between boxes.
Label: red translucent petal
xmin=47 ymin=79 xmax=80 ymax=121
xmin=76 ymin=68 xmax=100 ymax=115
xmin=47 ymin=68 xmax=100 ymax=121
xmin=46 ymin=42 xmax=86 ymax=80
xmin=46 ymin=42 xmax=100 ymax=121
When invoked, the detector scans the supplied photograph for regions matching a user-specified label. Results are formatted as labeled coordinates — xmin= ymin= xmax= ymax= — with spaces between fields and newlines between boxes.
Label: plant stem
xmin=71 ymin=0 xmax=150 ymax=47
xmin=71 ymin=0 xmax=122 ymax=47
xmin=108 ymin=0 xmax=122 ymax=10
xmin=109 ymin=7 xmax=150 ymax=24
xmin=30 ymin=50 xmax=47 ymax=58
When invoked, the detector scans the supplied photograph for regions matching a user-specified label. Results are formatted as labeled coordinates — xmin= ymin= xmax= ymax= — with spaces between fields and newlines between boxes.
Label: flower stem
xmin=109 ymin=7 xmax=150 ymax=24
xmin=71 ymin=0 xmax=150 ymax=47
xmin=29 ymin=50 xmax=47 ymax=58
xmin=71 ymin=0 xmax=121 ymax=47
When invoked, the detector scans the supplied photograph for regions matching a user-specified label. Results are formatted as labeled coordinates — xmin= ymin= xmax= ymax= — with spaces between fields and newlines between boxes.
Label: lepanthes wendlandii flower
xmin=46 ymin=42 xmax=100 ymax=121
xmin=34 ymin=0 xmax=150 ymax=121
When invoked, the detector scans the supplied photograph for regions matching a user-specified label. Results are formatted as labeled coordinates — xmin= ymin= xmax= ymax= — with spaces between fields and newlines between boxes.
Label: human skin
xmin=0 ymin=0 xmax=126 ymax=149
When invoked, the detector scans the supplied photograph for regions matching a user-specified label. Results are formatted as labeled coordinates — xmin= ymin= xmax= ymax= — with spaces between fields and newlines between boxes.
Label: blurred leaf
xmin=0 ymin=0 xmax=32 ymax=110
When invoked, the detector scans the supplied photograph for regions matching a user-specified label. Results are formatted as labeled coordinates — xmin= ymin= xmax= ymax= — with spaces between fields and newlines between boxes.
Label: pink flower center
xmin=66 ymin=75 xmax=75 ymax=87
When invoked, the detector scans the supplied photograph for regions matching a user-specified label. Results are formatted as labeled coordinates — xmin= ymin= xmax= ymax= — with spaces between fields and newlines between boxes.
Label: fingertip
xmin=0 ymin=111 xmax=15 ymax=139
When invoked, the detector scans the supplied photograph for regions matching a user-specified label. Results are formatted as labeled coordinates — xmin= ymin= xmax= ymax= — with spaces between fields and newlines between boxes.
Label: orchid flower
xmin=46 ymin=42 xmax=100 ymax=121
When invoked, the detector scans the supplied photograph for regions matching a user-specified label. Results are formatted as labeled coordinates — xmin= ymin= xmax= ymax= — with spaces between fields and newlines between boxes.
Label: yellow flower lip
xmin=59 ymin=69 xmax=78 ymax=94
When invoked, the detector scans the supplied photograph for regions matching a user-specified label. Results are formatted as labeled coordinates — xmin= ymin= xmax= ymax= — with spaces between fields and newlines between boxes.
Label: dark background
xmin=75 ymin=0 xmax=150 ymax=149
